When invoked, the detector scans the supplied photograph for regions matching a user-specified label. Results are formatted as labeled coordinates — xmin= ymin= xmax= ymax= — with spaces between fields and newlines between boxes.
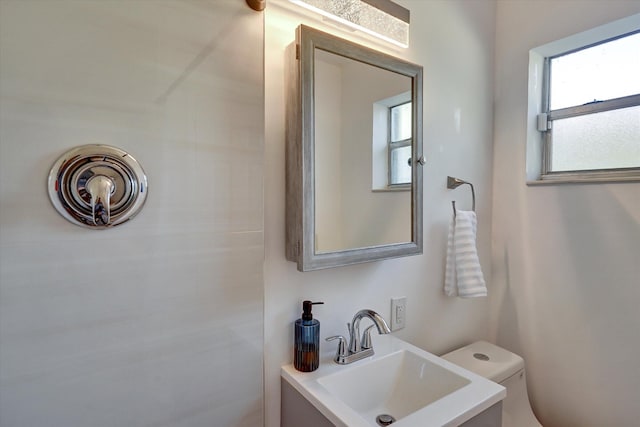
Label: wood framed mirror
xmin=286 ymin=25 xmax=424 ymax=271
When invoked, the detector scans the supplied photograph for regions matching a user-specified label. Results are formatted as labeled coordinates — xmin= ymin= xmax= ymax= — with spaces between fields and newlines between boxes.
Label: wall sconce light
xmin=246 ymin=0 xmax=266 ymax=11
xmin=289 ymin=0 xmax=410 ymax=48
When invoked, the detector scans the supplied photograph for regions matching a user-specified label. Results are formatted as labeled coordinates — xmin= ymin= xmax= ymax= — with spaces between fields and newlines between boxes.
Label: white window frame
xmin=527 ymin=14 xmax=640 ymax=185
xmin=372 ymin=91 xmax=411 ymax=192
xmin=388 ymin=101 xmax=412 ymax=188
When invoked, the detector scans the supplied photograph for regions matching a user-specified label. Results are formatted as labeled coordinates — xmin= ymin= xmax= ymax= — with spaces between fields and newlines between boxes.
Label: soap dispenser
xmin=294 ymin=300 xmax=324 ymax=372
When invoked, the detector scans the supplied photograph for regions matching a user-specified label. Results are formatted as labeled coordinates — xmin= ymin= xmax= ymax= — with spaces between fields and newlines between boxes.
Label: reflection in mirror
xmin=314 ymin=49 xmax=412 ymax=253
xmin=286 ymin=25 xmax=423 ymax=271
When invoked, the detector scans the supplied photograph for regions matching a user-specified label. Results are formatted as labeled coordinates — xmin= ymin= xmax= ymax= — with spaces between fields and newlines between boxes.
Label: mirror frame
xmin=286 ymin=25 xmax=423 ymax=272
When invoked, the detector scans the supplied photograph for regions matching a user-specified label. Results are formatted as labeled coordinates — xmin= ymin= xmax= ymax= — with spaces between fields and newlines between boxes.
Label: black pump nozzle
xmin=302 ymin=300 xmax=324 ymax=320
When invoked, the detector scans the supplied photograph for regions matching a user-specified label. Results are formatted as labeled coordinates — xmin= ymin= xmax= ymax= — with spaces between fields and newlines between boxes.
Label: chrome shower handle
xmin=85 ymin=175 xmax=115 ymax=226
xmin=48 ymin=145 xmax=147 ymax=229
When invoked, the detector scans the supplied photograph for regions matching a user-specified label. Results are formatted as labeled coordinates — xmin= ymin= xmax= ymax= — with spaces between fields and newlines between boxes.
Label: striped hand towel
xmin=444 ymin=210 xmax=487 ymax=297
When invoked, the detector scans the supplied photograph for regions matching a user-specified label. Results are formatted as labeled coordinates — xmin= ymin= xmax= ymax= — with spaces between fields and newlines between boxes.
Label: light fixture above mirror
xmin=289 ymin=0 xmax=410 ymax=48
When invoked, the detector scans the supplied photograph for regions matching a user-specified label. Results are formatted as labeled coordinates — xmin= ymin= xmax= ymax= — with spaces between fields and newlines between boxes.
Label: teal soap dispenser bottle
xmin=294 ymin=300 xmax=324 ymax=372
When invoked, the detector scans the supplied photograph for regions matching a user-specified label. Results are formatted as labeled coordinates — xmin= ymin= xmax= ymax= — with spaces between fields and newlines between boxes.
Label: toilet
xmin=441 ymin=341 xmax=542 ymax=427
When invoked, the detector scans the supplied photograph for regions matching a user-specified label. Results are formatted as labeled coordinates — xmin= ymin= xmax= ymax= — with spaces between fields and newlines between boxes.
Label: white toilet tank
xmin=441 ymin=341 xmax=542 ymax=427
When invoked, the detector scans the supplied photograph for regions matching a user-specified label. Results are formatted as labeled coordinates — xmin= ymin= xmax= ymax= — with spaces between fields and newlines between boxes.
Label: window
xmin=371 ymin=91 xmax=411 ymax=191
xmin=536 ymin=30 xmax=640 ymax=182
xmin=388 ymin=101 xmax=412 ymax=186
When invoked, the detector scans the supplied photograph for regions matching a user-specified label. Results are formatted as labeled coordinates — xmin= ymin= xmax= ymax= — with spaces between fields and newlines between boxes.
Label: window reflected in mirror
xmin=389 ymin=101 xmax=412 ymax=186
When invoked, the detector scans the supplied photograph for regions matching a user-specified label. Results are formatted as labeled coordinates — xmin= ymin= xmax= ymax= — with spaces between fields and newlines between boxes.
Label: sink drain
xmin=376 ymin=414 xmax=396 ymax=426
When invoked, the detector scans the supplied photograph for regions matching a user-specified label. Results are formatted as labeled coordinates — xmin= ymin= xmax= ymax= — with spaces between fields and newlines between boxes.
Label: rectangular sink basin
xmin=317 ymin=349 xmax=471 ymax=424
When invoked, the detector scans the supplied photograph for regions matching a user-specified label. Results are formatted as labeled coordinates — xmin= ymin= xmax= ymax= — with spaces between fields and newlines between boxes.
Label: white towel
xmin=444 ymin=210 xmax=487 ymax=297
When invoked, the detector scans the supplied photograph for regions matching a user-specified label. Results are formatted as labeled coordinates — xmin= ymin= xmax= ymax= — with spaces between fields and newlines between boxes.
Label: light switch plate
xmin=390 ymin=297 xmax=406 ymax=331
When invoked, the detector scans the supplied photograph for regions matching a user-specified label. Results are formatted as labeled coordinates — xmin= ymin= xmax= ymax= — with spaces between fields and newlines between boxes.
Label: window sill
xmin=372 ymin=185 xmax=411 ymax=192
xmin=527 ymin=169 xmax=640 ymax=185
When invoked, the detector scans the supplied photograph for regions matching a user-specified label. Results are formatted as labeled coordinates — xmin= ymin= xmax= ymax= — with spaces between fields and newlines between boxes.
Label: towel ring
xmin=447 ymin=176 xmax=475 ymax=217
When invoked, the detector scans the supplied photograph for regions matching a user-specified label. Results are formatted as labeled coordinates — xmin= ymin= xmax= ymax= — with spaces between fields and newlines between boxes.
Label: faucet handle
xmin=326 ymin=335 xmax=347 ymax=359
xmin=361 ymin=325 xmax=375 ymax=349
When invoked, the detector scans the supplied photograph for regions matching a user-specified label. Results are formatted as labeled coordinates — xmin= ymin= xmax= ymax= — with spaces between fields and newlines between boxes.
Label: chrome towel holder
xmin=447 ymin=176 xmax=475 ymax=217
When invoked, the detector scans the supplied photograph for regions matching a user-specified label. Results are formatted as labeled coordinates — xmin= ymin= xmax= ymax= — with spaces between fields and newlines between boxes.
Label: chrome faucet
xmin=326 ymin=309 xmax=391 ymax=364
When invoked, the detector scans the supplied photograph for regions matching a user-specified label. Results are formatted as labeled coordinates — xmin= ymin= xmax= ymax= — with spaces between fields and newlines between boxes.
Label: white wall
xmin=491 ymin=2 xmax=640 ymax=426
xmin=0 ymin=1 xmax=263 ymax=426
xmin=314 ymin=57 xmax=344 ymax=252
xmin=265 ymin=1 xmax=496 ymax=426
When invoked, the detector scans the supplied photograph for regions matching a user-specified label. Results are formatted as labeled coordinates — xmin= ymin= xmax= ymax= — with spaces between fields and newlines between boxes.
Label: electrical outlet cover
xmin=390 ymin=297 xmax=406 ymax=331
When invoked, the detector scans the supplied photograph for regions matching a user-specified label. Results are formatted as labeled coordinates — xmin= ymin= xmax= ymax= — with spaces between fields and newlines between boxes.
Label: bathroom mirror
xmin=286 ymin=25 xmax=423 ymax=271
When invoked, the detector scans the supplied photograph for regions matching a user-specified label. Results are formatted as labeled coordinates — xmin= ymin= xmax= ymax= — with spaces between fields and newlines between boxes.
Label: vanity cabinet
xmin=459 ymin=403 xmax=502 ymax=427
xmin=282 ymin=379 xmax=334 ymax=427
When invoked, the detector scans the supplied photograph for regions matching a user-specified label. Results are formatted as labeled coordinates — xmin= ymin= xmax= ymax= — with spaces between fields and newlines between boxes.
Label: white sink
xmin=318 ymin=349 xmax=471 ymax=423
xmin=282 ymin=335 xmax=505 ymax=427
